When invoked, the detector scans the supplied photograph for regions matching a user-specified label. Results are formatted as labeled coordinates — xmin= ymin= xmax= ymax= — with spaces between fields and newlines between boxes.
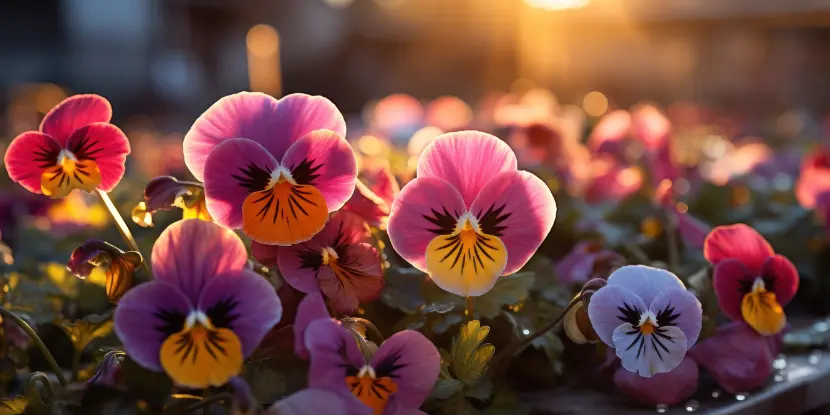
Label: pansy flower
xmin=588 ymin=265 xmax=702 ymax=377
xmin=114 ymin=219 xmax=282 ymax=388
xmin=387 ymin=131 xmax=556 ymax=297
xmin=131 ymin=176 xmax=212 ymax=228
xmin=67 ymin=239 xmax=142 ymax=302
xmin=342 ymin=167 xmax=400 ymax=230
xmin=306 ymin=318 xmax=439 ymax=415
xmin=183 ymin=92 xmax=357 ymax=245
xmin=704 ymin=224 xmax=799 ymax=336
xmin=4 ymin=94 xmax=130 ymax=198
xmin=255 ymin=211 xmax=384 ymax=314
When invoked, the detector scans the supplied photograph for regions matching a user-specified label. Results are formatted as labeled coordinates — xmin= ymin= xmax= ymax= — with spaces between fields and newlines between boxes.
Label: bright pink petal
xmin=65 ymin=123 xmax=130 ymax=191
xmin=588 ymin=109 xmax=631 ymax=151
xmin=470 ymin=170 xmax=556 ymax=275
xmin=318 ymin=243 xmax=384 ymax=314
xmin=631 ymin=104 xmax=671 ymax=151
xmin=370 ymin=330 xmax=441 ymax=412
xmin=712 ymin=259 xmax=753 ymax=322
xmin=417 ymin=131 xmax=517 ymax=206
xmin=203 ymin=138 xmax=278 ymax=229
xmin=704 ymin=224 xmax=773 ymax=272
xmin=366 ymin=166 xmax=400 ymax=205
xmin=40 ymin=94 xmax=112 ymax=145
xmin=252 ymin=241 xmax=279 ymax=267
xmin=151 ymin=219 xmax=248 ymax=302
xmin=690 ymin=322 xmax=774 ymax=394
xmin=387 ymin=177 xmax=467 ymax=271
xmin=294 ymin=293 xmax=330 ymax=360
xmin=184 ymin=92 xmax=345 ymax=182
xmin=762 ymin=255 xmax=799 ymax=307
xmin=341 ymin=180 xmax=390 ymax=229
xmin=281 ymin=130 xmax=357 ymax=212
xmin=613 ymin=356 xmax=698 ymax=406
xmin=3 ymin=132 xmax=62 ymax=194
xmin=795 ymin=149 xmax=830 ymax=209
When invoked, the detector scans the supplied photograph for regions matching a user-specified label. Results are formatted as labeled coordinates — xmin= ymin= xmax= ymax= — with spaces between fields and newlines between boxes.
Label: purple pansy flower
xmin=555 ymin=241 xmax=624 ymax=285
xmin=114 ymin=219 xmax=282 ymax=388
xmin=306 ymin=319 xmax=439 ymax=415
xmin=293 ymin=292 xmax=331 ymax=359
xmin=183 ymin=92 xmax=357 ymax=246
xmin=588 ymin=265 xmax=702 ymax=377
xmin=67 ymin=239 xmax=142 ymax=302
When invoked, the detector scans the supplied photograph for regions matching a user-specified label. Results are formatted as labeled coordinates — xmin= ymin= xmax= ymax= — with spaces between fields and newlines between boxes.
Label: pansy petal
xmin=366 ymin=166 xmax=400 ymax=205
xmin=65 ymin=123 xmax=130 ymax=191
xmin=417 ymin=131 xmax=517 ymax=206
xmin=341 ymin=179 xmax=391 ymax=229
xmin=388 ymin=177 xmax=467 ymax=272
xmin=319 ymin=243 xmax=384 ymax=314
xmin=690 ymin=322 xmax=774 ymax=394
xmin=315 ymin=211 xmax=372 ymax=247
xmin=184 ymin=92 xmax=345 ymax=182
xmin=197 ymin=269 xmax=282 ymax=357
xmin=704 ymin=224 xmax=774 ymax=272
xmin=613 ymin=323 xmax=687 ymax=378
xmin=278 ymin=244 xmax=325 ymax=294
xmin=305 ymin=319 xmax=367 ymax=414
xmin=281 ymin=130 xmax=358 ymax=212
xmin=713 ymin=259 xmax=754 ymax=322
xmin=4 ymin=132 xmax=62 ymax=194
xmin=587 ymin=285 xmax=647 ymax=346
xmin=649 ymin=288 xmax=702 ymax=348
xmin=370 ymin=330 xmax=440 ymax=412
xmin=606 ymin=265 xmax=686 ymax=305
xmin=424 ymin=228 xmax=507 ymax=297
xmin=114 ymin=280 xmax=193 ymax=371
xmin=252 ymin=241 xmax=280 ymax=267
xmin=266 ymin=389 xmax=358 ymax=415
xmin=294 ymin=293 xmax=330 ymax=360
xmin=40 ymin=94 xmax=112 ymax=144
xmin=762 ymin=255 xmax=799 ymax=307
xmin=160 ymin=326 xmax=244 ymax=388
xmin=151 ymin=219 xmax=248 ymax=302
xmin=469 ymin=170 xmax=556 ymax=275
xmin=203 ymin=138 xmax=278 ymax=229
xmin=613 ymin=356 xmax=698 ymax=406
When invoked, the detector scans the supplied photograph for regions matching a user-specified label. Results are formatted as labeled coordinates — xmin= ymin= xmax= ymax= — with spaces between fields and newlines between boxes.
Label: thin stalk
xmin=342 ymin=317 xmax=385 ymax=343
xmin=71 ymin=349 xmax=82 ymax=381
xmin=25 ymin=372 xmax=55 ymax=402
xmin=466 ymin=296 xmax=475 ymax=321
xmin=665 ymin=210 xmax=680 ymax=273
xmin=96 ymin=190 xmax=152 ymax=279
xmin=0 ymin=308 xmax=67 ymax=386
xmin=182 ymin=392 xmax=234 ymax=414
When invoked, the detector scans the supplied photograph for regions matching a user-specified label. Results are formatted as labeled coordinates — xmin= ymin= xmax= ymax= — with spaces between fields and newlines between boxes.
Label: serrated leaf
xmin=0 ymin=396 xmax=27 ymax=415
xmin=424 ymin=272 xmax=536 ymax=319
xmin=450 ymin=321 xmax=495 ymax=385
xmin=57 ymin=313 xmax=114 ymax=352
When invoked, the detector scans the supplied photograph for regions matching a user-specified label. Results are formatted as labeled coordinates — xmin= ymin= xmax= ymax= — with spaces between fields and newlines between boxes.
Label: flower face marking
xmin=345 ymin=365 xmax=400 ymax=415
xmin=739 ymin=278 xmax=785 ymax=336
xmin=40 ymin=149 xmax=102 ymax=198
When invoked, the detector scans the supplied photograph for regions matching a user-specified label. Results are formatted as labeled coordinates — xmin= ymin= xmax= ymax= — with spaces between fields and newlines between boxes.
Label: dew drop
xmin=809 ymin=350 xmax=822 ymax=365
xmin=711 ymin=389 xmax=721 ymax=399
xmin=773 ymin=355 xmax=787 ymax=370
xmin=522 ymin=329 xmax=531 ymax=335
xmin=735 ymin=392 xmax=748 ymax=401
xmin=685 ymin=400 xmax=699 ymax=412
xmin=774 ymin=374 xmax=785 ymax=382
xmin=656 ymin=404 xmax=669 ymax=413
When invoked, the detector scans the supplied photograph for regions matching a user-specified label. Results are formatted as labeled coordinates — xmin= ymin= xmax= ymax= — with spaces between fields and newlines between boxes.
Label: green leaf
xmin=121 ymin=356 xmax=172 ymax=411
xmin=464 ymin=377 xmax=493 ymax=401
xmin=532 ymin=332 xmax=565 ymax=374
xmin=424 ymin=272 xmax=536 ymax=319
xmin=450 ymin=321 xmax=495 ymax=386
xmin=380 ymin=267 xmax=427 ymax=313
xmin=242 ymin=356 xmax=308 ymax=404
xmin=0 ymin=396 xmax=27 ymax=415
xmin=428 ymin=379 xmax=463 ymax=401
xmin=57 ymin=313 xmax=114 ymax=352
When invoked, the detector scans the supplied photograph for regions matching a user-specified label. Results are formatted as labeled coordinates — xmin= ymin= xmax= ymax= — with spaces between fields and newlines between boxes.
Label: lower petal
xmin=4 ymin=132 xmax=62 ymax=194
xmin=40 ymin=159 xmax=101 ymax=198
xmin=424 ymin=228 xmax=507 ymax=297
xmin=370 ymin=330 xmax=440 ymax=412
xmin=346 ymin=376 xmax=398 ymax=415
xmin=741 ymin=291 xmax=786 ymax=336
xmin=613 ymin=323 xmax=687 ymax=378
xmin=160 ymin=326 xmax=244 ymax=388
xmin=242 ymin=183 xmax=329 ymax=245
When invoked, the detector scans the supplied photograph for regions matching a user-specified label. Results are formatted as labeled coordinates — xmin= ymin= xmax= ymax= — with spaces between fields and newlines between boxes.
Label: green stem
xmin=182 ymin=392 xmax=234 ymax=414
xmin=466 ymin=296 xmax=475 ymax=321
xmin=0 ymin=308 xmax=67 ymax=386
xmin=25 ymin=372 xmax=54 ymax=402
xmin=71 ymin=349 xmax=82 ymax=381
xmin=342 ymin=317 xmax=385 ymax=343
xmin=96 ymin=190 xmax=152 ymax=279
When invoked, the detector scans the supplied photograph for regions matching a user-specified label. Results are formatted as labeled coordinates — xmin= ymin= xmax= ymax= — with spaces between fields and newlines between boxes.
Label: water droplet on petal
xmin=711 ymin=389 xmax=721 ymax=399
xmin=773 ymin=355 xmax=787 ymax=370
xmin=656 ymin=404 xmax=669 ymax=413
xmin=735 ymin=392 xmax=748 ymax=401
xmin=685 ymin=400 xmax=699 ymax=412
xmin=809 ymin=350 xmax=822 ymax=365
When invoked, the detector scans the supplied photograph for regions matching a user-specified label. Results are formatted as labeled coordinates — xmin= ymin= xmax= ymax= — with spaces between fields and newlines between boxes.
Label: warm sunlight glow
xmin=525 ymin=0 xmax=590 ymax=11
xmin=246 ymin=24 xmax=281 ymax=96
xmin=582 ymin=91 xmax=608 ymax=117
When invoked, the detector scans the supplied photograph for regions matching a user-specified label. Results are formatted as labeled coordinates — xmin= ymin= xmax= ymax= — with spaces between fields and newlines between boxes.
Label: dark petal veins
xmin=205 ymin=297 xmax=242 ymax=329
xmin=423 ymin=207 xmax=459 ymax=235
xmin=154 ymin=309 xmax=188 ymax=337
xmin=738 ymin=278 xmax=755 ymax=294
xmin=232 ymin=162 xmax=272 ymax=192
xmin=291 ymin=158 xmax=323 ymax=186
xmin=33 ymin=143 xmax=59 ymax=167
xmin=297 ymin=245 xmax=324 ymax=270
xmin=69 ymin=131 xmax=103 ymax=159
xmin=655 ymin=304 xmax=680 ymax=327
xmin=761 ymin=268 xmax=777 ymax=293
xmin=373 ymin=349 xmax=406 ymax=379
xmin=476 ymin=203 xmax=511 ymax=237
xmin=617 ymin=303 xmax=642 ymax=326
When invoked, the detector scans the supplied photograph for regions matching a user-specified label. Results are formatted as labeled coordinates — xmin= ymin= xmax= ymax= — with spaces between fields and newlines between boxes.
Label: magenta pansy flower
xmin=588 ymin=265 xmax=702 ymax=377
xmin=555 ymin=241 xmax=624 ymax=285
xmin=4 ymin=94 xmax=130 ymax=198
xmin=613 ymin=355 xmax=698 ymax=406
xmin=795 ymin=148 xmax=830 ymax=209
xmin=306 ymin=318 xmax=439 ymax=415
xmin=183 ymin=92 xmax=357 ymax=246
xmin=704 ymin=224 xmax=799 ymax=336
xmin=114 ymin=220 xmax=282 ymax=388
xmin=253 ymin=211 xmax=384 ymax=314
xmin=690 ymin=322 xmax=778 ymax=393
xmin=387 ymin=131 xmax=556 ymax=297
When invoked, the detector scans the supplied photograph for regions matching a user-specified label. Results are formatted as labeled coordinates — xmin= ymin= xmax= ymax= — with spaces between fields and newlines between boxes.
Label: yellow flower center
xmin=741 ymin=278 xmax=786 ymax=336
xmin=40 ymin=149 xmax=101 ymax=198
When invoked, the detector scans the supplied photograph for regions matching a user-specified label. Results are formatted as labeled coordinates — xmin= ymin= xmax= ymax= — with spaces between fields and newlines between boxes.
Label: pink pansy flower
xmin=4 ymin=94 xmax=130 ymax=198
xmin=796 ymin=148 xmax=830 ymax=209
xmin=613 ymin=355 xmax=699 ymax=406
xmin=254 ymin=211 xmax=384 ymax=314
xmin=387 ymin=131 xmax=557 ymax=297
xmin=183 ymin=92 xmax=357 ymax=246
xmin=704 ymin=224 xmax=799 ymax=336
xmin=342 ymin=166 xmax=400 ymax=229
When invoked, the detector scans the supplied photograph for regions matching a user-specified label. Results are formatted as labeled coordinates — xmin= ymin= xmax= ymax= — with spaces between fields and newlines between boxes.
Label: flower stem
xmin=0 ymin=308 xmax=67 ymax=387
xmin=466 ymin=296 xmax=475 ymax=321
xmin=182 ymin=393 xmax=234 ymax=414
xmin=96 ymin=190 xmax=152 ymax=279
xmin=25 ymin=372 xmax=55 ymax=402
xmin=342 ymin=317 xmax=385 ymax=343
xmin=665 ymin=210 xmax=680 ymax=273
xmin=71 ymin=348 xmax=82 ymax=381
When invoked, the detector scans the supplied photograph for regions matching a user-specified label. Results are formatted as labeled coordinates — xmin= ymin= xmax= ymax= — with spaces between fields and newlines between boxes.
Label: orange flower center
xmin=345 ymin=366 xmax=399 ymax=415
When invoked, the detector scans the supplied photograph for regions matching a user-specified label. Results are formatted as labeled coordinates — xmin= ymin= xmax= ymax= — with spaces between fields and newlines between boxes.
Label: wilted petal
xmin=67 ymin=239 xmax=141 ymax=302
xmin=294 ymin=293 xmax=330 ymax=359
xmin=139 ymin=176 xmax=206 ymax=219
xmin=40 ymin=94 xmax=112 ymax=145
xmin=690 ymin=322 xmax=774 ymax=393
xmin=87 ymin=351 xmax=124 ymax=389
xmin=370 ymin=330 xmax=440 ymax=412
xmin=3 ymin=132 xmax=62 ymax=194
xmin=704 ymin=224 xmax=774 ymax=273
xmin=282 ymin=130 xmax=358 ymax=212
xmin=65 ymin=123 xmax=130 ymax=191
xmin=614 ymin=356 xmax=698 ymax=405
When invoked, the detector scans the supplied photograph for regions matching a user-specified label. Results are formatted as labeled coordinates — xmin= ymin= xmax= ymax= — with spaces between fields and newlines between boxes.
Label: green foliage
xmin=424 ymin=273 xmax=536 ymax=320
xmin=57 ymin=313 xmax=113 ymax=352
xmin=121 ymin=356 xmax=172 ymax=411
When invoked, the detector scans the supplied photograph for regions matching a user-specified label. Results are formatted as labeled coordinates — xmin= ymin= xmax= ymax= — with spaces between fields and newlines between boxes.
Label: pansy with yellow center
xmin=387 ymin=131 xmax=556 ymax=297
xmin=114 ymin=219 xmax=282 ymax=388
xmin=704 ymin=223 xmax=799 ymax=336
xmin=4 ymin=94 xmax=130 ymax=199
xmin=183 ymin=92 xmax=357 ymax=246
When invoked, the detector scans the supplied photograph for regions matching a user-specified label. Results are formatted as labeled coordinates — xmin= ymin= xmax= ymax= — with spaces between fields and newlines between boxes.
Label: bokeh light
xmin=582 ymin=91 xmax=609 ymax=117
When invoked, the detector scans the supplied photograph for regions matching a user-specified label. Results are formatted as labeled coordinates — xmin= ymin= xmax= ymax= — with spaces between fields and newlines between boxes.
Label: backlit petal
xmin=370 ymin=330 xmax=440 ymax=412
xmin=160 ymin=326 xmax=243 ymax=388
xmin=649 ymin=288 xmax=702 ymax=348
xmin=242 ymin=182 xmax=329 ymax=245
xmin=425 ymin=227 xmax=507 ymax=297
xmin=762 ymin=255 xmax=799 ymax=307
xmin=4 ymin=132 xmax=62 ymax=194
xmin=704 ymin=224 xmax=773 ymax=273
xmin=341 ymin=179 xmax=391 ymax=229
xmin=40 ymin=158 xmax=101 ymax=198
xmin=252 ymin=241 xmax=280 ymax=267
xmin=713 ymin=259 xmax=754 ymax=322
xmin=203 ymin=138 xmax=278 ymax=229
xmin=365 ymin=166 xmax=400 ymax=205
xmin=40 ymin=94 xmax=112 ymax=144
xmin=388 ymin=177 xmax=466 ymax=272
xmin=417 ymin=131 xmax=517 ymax=206
xmin=305 ymin=319 xmax=368 ymax=414
xmin=606 ymin=265 xmax=686 ymax=305
xmin=294 ymin=293 xmax=330 ymax=360
xmin=613 ymin=323 xmax=687 ymax=378
xmin=319 ymin=243 xmax=384 ymax=313
xmin=469 ymin=170 xmax=556 ymax=275
xmin=587 ymin=285 xmax=647 ymax=346
xmin=151 ymin=220 xmax=248 ymax=302
xmin=281 ymin=130 xmax=358 ymax=212
xmin=65 ymin=123 xmax=130 ymax=191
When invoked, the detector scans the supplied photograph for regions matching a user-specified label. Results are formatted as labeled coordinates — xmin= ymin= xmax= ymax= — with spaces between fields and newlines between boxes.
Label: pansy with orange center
xmin=183 ymin=92 xmax=357 ymax=246
xmin=114 ymin=220 xmax=282 ymax=388
xmin=704 ymin=224 xmax=799 ymax=336
xmin=4 ymin=95 xmax=130 ymax=199
xmin=387 ymin=131 xmax=556 ymax=297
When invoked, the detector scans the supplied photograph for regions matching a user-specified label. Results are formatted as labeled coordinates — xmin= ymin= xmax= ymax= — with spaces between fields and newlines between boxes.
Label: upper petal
xmin=184 ymin=92 xmax=345 ymax=182
xmin=606 ymin=265 xmax=686 ymax=306
xmin=370 ymin=330 xmax=440 ymax=412
xmin=587 ymin=285 xmax=647 ymax=347
xmin=202 ymin=138 xmax=278 ymax=229
xmin=114 ymin=280 xmax=193 ymax=371
xmin=65 ymin=123 xmax=131 ymax=191
xmin=387 ymin=177 xmax=467 ymax=272
xmin=151 ymin=219 xmax=248 ymax=302
xmin=305 ymin=319 xmax=367 ymax=414
xmin=704 ymin=224 xmax=774 ymax=273
xmin=281 ymin=130 xmax=358 ymax=212
xmin=366 ymin=166 xmax=400 ymax=206
xmin=294 ymin=293 xmax=330 ymax=360
xmin=649 ymin=288 xmax=702 ymax=349
xmin=4 ymin=132 xmax=62 ymax=194
xmin=762 ymin=255 xmax=799 ymax=307
xmin=470 ymin=170 xmax=556 ymax=275
xmin=713 ymin=259 xmax=754 ymax=322
xmin=417 ymin=131 xmax=517 ymax=206
xmin=40 ymin=94 xmax=112 ymax=144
